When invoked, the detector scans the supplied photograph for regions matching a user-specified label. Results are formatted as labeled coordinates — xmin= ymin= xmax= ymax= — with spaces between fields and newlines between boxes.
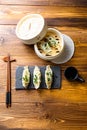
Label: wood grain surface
xmin=0 ymin=0 xmax=87 ymax=130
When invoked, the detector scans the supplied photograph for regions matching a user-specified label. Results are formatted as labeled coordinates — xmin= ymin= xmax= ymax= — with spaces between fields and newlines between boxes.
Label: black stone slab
xmin=15 ymin=66 xmax=61 ymax=90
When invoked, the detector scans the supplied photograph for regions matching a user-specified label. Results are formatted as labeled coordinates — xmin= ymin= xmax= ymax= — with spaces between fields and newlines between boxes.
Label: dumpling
xmin=47 ymin=36 xmax=58 ymax=48
xmin=22 ymin=66 xmax=30 ymax=88
xmin=45 ymin=65 xmax=53 ymax=89
xmin=40 ymin=41 xmax=52 ymax=54
xmin=33 ymin=66 xmax=41 ymax=89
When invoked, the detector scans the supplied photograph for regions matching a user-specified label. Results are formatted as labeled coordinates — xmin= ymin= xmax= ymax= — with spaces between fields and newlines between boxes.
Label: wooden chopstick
xmin=6 ymin=54 xmax=11 ymax=108
xmin=3 ymin=54 xmax=16 ymax=108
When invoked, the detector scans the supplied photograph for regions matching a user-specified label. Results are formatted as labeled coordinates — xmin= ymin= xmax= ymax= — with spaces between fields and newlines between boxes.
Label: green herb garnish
xmin=23 ymin=75 xmax=29 ymax=82
xmin=47 ymin=78 xmax=50 ymax=81
xmin=33 ymin=75 xmax=38 ymax=83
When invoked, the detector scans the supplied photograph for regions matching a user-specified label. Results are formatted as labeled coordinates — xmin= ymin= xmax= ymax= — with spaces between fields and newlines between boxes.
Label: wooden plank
xmin=0 ymin=5 xmax=87 ymax=26
xmin=50 ymin=0 xmax=87 ymax=6
xmin=0 ymin=25 xmax=87 ymax=45
xmin=0 ymin=27 xmax=87 ymax=67
xmin=0 ymin=0 xmax=49 ymax=6
xmin=0 ymin=26 xmax=87 ymax=65
xmin=0 ymin=0 xmax=87 ymax=6
xmin=0 ymin=102 xmax=87 ymax=129
xmin=0 ymin=68 xmax=87 ymax=103
xmin=0 ymin=25 xmax=87 ymax=41
xmin=0 ymin=30 xmax=87 ymax=62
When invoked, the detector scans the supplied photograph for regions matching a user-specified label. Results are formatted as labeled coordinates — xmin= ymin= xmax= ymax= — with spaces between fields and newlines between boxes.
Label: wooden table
xmin=0 ymin=0 xmax=87 ymax=130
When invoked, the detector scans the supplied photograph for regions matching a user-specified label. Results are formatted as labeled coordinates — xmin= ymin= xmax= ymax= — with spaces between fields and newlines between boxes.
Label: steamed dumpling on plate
xmin=22 ymin=66 xmax=30 ymax=88
xmin=33 ymin=66 xmax=41 ymax=89
xmin=45 ymin=65 xmax=53 ymax=89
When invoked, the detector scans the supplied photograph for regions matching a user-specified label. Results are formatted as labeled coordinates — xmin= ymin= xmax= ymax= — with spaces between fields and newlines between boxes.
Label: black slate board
xmin=15 ymin=66 xmax=61 ymax=90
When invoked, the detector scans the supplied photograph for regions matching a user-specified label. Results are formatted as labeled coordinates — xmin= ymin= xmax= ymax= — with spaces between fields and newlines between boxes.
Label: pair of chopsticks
xmin=3 ymin=54 xmax=16 ymax=108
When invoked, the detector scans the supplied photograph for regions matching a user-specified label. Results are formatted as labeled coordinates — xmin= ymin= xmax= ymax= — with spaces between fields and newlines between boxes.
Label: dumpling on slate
xmin=33 ymin=66 xmax=41 ymax=89
xmin=22 ymin=66 xmax=30 ymax=88
xmin=45 ymin=65 xmax=53 ymax=89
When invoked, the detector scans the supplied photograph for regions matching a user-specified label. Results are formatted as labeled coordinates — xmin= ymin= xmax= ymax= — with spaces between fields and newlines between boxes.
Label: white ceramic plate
xmin=51 ymin=34 xmax=75 ymax=64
